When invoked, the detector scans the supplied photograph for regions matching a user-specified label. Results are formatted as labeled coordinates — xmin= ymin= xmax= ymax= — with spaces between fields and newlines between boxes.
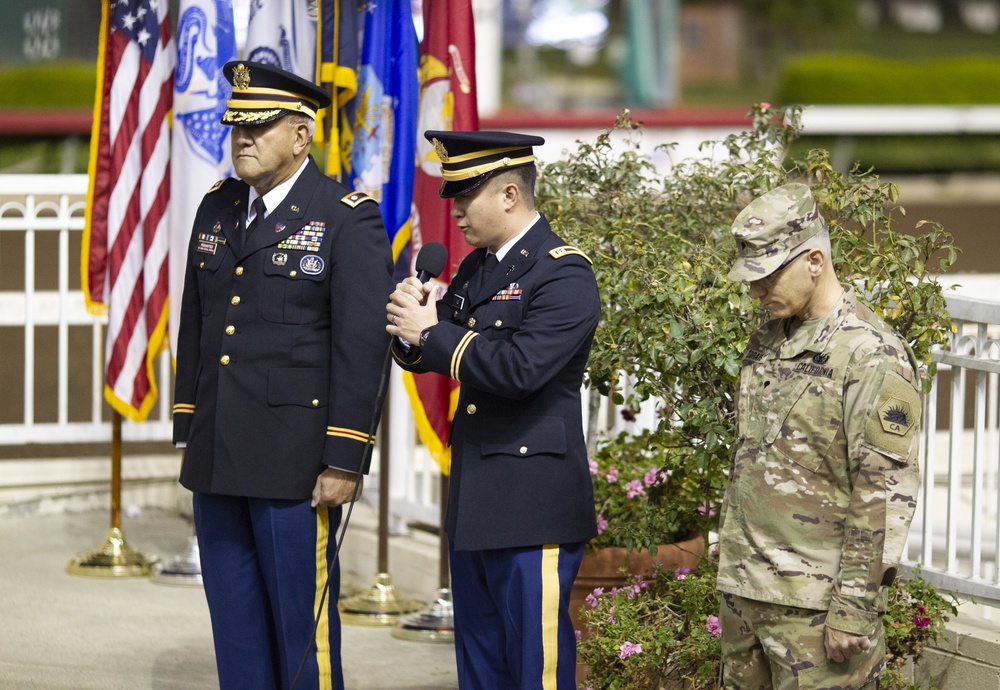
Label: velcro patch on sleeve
xmin=341 ymin=191 xmax=375 ymax=208
xmin=865 ymin=370 xmax=921 ymax=461
xmin=548 ymin=245 xmax=592 ymax=264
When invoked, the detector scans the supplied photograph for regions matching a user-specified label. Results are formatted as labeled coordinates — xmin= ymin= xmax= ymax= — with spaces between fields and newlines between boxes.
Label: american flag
xmin=83 ymin=0 xmax=174 ymax=422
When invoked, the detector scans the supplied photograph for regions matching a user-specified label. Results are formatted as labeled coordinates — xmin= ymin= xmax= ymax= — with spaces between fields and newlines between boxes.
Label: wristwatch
xmin=419 ymin=327 xmax=432 ymax=348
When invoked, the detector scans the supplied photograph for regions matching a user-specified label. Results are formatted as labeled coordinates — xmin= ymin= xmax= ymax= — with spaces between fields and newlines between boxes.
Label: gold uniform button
xmin=220 ymin=355 xmax=230 ymax=366
xmin=225 ymin=325 xmax=235 ymax=336
xmin=199 ymin=261 xmax=205 ymax=269
xmin=312 ymin=399 xmax=320 ymax=407
xmin=519 ymin=446 xmax=528 ymax=455
xmin=231 ymin=295 xmax=240 ymax=306
xmin=466 ymin=404 xmax=477 ymax=415
xmin=467 ymin=317 xmax=476 ymax=328
xmin=494 ymin=320 xmax=502 ymax=328
xmin=289 ymin=270 xmax=297 ymax=277
xmin=235 ymin=266 xmax=244 ymax=276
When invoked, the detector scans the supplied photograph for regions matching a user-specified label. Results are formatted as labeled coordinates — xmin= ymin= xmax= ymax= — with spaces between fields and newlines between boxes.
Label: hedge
xmin=780 ymin=54 xmax=1000 ymax=105
xmin=0 ymin=63 xmax=97 ymax=110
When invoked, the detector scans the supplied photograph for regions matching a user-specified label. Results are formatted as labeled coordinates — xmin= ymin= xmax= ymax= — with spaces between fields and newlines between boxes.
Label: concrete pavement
xmin=0 ymin=508 xmax=459 ymax=690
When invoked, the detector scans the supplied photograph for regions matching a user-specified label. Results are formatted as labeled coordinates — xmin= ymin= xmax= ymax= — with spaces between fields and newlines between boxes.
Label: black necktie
xmin=247 ymin=197 xmax=266 ymax=236
xmin=237 ymin=197 xmax=266 ymax=254
xmin=482 ymin=253 xmax=499 ymax=280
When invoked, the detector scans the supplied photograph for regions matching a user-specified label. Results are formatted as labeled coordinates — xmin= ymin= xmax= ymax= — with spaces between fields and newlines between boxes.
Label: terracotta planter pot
xmin=570 ymin=534 xmax=706 ymax=687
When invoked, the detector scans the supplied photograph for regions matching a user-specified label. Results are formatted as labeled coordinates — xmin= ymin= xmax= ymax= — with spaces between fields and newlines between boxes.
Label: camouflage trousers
xmin=719 ymin=592 xmax=884 ymax=690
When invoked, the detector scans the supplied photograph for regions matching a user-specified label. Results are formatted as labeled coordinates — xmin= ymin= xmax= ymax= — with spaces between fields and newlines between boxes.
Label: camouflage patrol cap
xmin=727 ymin=183 xmax=827 ymax=282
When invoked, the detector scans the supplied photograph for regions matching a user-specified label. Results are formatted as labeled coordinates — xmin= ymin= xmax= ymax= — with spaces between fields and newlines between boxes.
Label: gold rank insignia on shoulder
xmin=207 ymin=178 xmax=228 ymax=194
xmin=341 ymin=191 xmax=375 ymax=208
xmin=549 ymin=245 xmax=592 ymax=264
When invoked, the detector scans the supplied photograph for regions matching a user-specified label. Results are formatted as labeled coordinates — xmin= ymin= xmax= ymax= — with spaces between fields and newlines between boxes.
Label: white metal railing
xmin=4 ymin=174 xmax=1000 ymax=606
xmin=903 ymin=294 xmax=1000 ymax=605
xmin=0 ymin=175 xmax=172 ymax=445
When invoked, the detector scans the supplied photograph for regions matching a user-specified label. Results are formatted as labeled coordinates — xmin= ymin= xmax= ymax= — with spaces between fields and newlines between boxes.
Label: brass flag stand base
xmin=391 ymin=587 xmax=454 ymax=643
xmin=339 ymin=572 xmax=423 ymax=626
xmin=67 ymin=412 xmax=158 ymax=578
xmin=150 ymin=534 xmax=203 ymax=586
xmin=67 ymin=527 xmax=158 ymax=578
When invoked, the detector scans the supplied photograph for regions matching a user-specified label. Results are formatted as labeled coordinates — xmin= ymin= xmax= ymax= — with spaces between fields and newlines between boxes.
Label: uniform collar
xmin=246 ymin=156 xmax=310 ymax=222
xmin=493 ymin=212 xmax=540 ymax=262
xmin=774 ymin=285 xmax=856 ymax=358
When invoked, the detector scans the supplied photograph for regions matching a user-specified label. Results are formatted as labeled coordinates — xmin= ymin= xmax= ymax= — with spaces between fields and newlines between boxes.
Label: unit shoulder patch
xmin=548 ymin=245 xmax=592 ymax=264
xmin=341 ymin=191 xmax=375 ymax=208
xmin=864 ymin=369 xmax=921 ymax=461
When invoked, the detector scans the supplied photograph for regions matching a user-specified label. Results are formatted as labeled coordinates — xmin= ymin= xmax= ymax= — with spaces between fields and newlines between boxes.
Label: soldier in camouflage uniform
xmin=717 ymin=183 xmax=922 ymax=690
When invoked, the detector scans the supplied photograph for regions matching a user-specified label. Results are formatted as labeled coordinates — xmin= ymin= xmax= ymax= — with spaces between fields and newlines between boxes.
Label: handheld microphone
xmin=415 ymin=241 xmax=448 ymax=283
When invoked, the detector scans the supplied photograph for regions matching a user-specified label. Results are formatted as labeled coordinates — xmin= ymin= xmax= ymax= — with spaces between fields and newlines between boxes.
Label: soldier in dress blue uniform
xmin=172 ymin=62 xmax=393 ymax=690
xmin=387 ymin=130 xmax=601 ymax=689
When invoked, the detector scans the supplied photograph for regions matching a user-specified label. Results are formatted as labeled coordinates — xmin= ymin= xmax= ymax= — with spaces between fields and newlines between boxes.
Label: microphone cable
xmin=289 ymin=241 xmax=447 ymax=689
xmin=289 ymin=338 xmax=393 ymax=690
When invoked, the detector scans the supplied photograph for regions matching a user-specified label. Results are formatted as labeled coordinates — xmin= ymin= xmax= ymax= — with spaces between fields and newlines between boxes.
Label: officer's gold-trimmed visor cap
xmin=220 ymin=61 xmax=331 ymax=126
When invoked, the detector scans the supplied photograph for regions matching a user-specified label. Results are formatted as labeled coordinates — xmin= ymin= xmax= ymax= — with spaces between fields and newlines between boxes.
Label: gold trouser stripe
xmin=314 ymin=509 xmax=332 ymax=689
xmin=541 ymin=544 xmax=560 ymax=690
xmin=450 ymin=331 xmax=478 ymax=381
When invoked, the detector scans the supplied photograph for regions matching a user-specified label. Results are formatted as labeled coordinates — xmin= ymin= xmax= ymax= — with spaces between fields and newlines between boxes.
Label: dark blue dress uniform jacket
xmin=393 ymin=216 xmax=600 ymax=551
xmin=172 ymin=157 xmax=394 ymax=500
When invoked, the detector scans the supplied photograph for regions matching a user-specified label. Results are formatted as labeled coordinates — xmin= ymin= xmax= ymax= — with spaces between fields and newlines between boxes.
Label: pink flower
xmin=575 ymin=629 xmax=582 ymax=642
xmin=916 ymin=605 xmax=925 ymax=614
xmin=626 ymin=480 xmax=646 ymax=499
xmin=606 ymin=467 xmax=619 ymax=484
xmin=596 ymin=514 xmax=608 ymax=535
xmin=586 ymin=588 xmax=604 ymax=608
xmin=607 ymin=606 xmax=617 ymax=625
xmin=706 ymin=615 xmax=722 ymax=637
xmin=589 ymin=459 xmax=598 ymax=475
xmin=760 ymin=101 xmax=771 ymax=109
xmin=643 ymin=468 xmax=660 ymax=487
xmin=619 ymin=641 xmax=643 ymax=659
xmin=675 ymin=565 xmax=691 ymax=580
xmin=698 ymin=500 xmax=716 ymax=517
xmin=914 ymin=616 xmax=930 ymax=627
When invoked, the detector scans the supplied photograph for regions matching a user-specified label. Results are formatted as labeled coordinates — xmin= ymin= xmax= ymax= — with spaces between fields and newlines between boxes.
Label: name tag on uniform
xmin=196 ymin=232 xmax=226 ymax=254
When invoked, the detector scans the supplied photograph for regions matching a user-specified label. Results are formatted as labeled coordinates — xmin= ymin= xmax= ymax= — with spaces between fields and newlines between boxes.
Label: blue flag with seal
xmin=349 ymin=0 xmax=419 ymax=264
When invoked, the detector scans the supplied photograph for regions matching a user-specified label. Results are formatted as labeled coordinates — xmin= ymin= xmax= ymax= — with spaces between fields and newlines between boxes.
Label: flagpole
xmin=67 ymin=410 xmax=159 ymax=577
xmin=340 ymin=387 xmax=423 ymax=625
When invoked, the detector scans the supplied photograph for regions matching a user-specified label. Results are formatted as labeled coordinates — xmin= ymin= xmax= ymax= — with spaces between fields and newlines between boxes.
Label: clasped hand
xmin=386 ymin=277 xmax=439 ymax=344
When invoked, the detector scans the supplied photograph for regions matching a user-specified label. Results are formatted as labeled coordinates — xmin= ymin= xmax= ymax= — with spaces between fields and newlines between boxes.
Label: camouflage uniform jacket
xmin=716 ymin=286 xmax=922 ymax=636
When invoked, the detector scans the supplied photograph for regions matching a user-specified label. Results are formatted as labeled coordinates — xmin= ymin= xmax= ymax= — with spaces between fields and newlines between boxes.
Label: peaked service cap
xmin=424 ymin=130 xmax=545 ymax=198
xmin=221 ymin=61 xmax=332 ymax=126
xmin=727 ymin=183 xmax=827 ymax=282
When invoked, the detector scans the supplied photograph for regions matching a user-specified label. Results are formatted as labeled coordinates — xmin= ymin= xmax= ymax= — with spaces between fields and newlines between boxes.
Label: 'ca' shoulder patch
xmin=549 ymin=245 xmax=592 ymax=264
xmin=341 ymin=191 xmax=375 ymax=208
xmin=865 ymin=370 xmax=920 ymax=461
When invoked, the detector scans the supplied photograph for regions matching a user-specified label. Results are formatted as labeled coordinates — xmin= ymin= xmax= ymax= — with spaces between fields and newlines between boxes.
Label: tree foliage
xmin=536 ymin=104 xmax=959 ymax=552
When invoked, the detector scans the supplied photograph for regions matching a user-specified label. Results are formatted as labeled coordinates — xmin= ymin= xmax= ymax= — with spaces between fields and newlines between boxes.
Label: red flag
xmin=403 ymin=0 xmax=479 ymax=474
xmin=82 ymin=0 xmax=174 ymax=423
